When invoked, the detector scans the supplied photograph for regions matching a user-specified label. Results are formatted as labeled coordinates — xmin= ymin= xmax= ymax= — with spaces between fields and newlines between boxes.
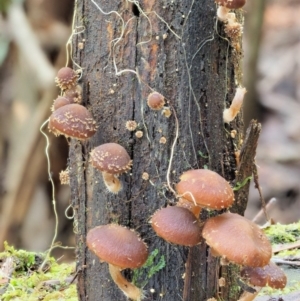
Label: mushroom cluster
xmin=215 ymin=0 xmax=245 ymax=47
xmin=151 ymin=169 xmax=234 ymax=247
xmin=48 ymin=67 xmax=97 ymax=140
xmin=149 ymin=168 xmax=286 ymax=300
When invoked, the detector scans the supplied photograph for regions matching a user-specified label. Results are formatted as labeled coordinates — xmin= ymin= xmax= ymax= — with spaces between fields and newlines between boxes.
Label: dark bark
xmin=70 ymin=0 xmax=249 ymax=300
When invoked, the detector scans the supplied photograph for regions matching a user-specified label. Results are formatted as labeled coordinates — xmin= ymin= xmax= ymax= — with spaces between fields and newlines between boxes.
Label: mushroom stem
xmin=177 ymin=198 xmax=202 ymax=218
xmin=109 ymin=264 xmax=143 ymax=301
xmin=223 ymin=87 xmax=247 ymax=123
xmin=237 ymin=288 xmax=261 ymax=301
xmin=102 ymin=172 xmax=122 ymax=193
xmin=217 ymin=6 xmax=231 ymax=21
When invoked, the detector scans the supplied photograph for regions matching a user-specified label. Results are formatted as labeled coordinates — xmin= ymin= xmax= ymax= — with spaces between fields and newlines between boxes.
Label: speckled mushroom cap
xmin=90 ymin=143 xmax=132 ymax=174
xmin=55 ymin=67 xmax=78 ymax=90
xmin=151 ymin=206 xmax=202 ymax=246
xmin=175 ymin=169 xmax=234 ymax=210
xmin=147 ymin=92 xmax=165 ymax=110
xmin=216 ymin=0 xmax=246 ymax=9
xmin=86 ymin=224 xmax=148 ymax=269
xmin=49 ymin=104 xmax=97 ymax=139
xmin=203 ymin=212 xmax=272 ymax=267
xmin=241 ymin=261 xmax=287 ymax=289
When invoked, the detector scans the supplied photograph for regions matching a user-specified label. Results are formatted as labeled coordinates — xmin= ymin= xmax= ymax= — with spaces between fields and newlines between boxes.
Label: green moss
xmin=132 ymin=248 xmax=166 ymax=288
xmin=264 ymin=222 xmax=300 ymax=244
xmin=0 ymin=243 xmax=77 ymax=301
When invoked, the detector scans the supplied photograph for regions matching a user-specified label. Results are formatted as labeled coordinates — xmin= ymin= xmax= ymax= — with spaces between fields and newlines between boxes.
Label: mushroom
xmin=147 ymin=92 xmax=165 ymax=110
xmin=223 ymin=87 xmax=247 ymax=123
xmin=216 ymin=0 xmax=246 ymax=21
xmin=202 ymin=212 xmax=272 ymax=267
xmin=48 ymin=104 xmax=97 ymax=140
xmin=87 ymin=224 xmax=148 ymax=301
xmin=215 ymin=0 xmax=245 ymax=46
xmin=90 ymin=143 xmax=132 ymax=193
xmin=55 ymin=67 xmax=78 ymax=90
xmin=151 ymin=206 xmax=202 ymax=246
xmin=175 ymin=169 xmax=234 ymax=216
xmin=238 ymin=261 xmax=287 ymax=301
xmin=63 ymin=84 xmax=82 ymax=103
xmin=51 ymin=96 xmax=72 ymax=111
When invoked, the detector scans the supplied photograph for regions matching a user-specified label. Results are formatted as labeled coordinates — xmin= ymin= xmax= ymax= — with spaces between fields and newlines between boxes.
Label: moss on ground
xmin=0 ymin=242 xmax=77 ymax=301
xmin=264 ymin=221 xmax=300 ymax=244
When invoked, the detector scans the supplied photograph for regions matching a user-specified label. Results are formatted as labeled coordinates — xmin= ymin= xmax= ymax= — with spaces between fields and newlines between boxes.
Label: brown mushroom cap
xmin=151 ymin=206 xmax=202 ymax=246
xmin=51 ymin=96 xmax=72 ymax=111
xmin=147 ymin=92 xmax=165 ymax=110
xmin=49 ymin=104 xmax=97 ymax=139
xmin=176 ymin=169 xmax=234 ymax=210
xmin=241 ymin=261 xmax=287 ymax=289
xmin=55 ymin=67 xmax=78 ymax=90
xmin=87 ymin=224 xmax=148 ymax=269
xmin=90 ymin=143 xmax=132 ymax=174
xmin=203 ymin=212 xmax=272 ymax=267
xmin=216 ymin=0 xmax=246 ymax=9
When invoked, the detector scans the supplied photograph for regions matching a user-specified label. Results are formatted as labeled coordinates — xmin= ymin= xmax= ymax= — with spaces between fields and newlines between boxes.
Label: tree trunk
xmin=70 ymin=0 xmax=253 ymax=300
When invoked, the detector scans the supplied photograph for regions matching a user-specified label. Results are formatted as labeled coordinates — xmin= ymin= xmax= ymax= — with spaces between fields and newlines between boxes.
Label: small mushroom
xmin=151 ymin=206 xmax=202 ymax=246
xmin=55 ymin=67 xmax=78 ymax=90
xmin=175 ymin=169 xmax=234 ymax=216
xmin=87 ymin=224 xmax=148 ymax=301
xmin=238 ymin=261 xmax=287 ymax=301
xmin=202 ymin=212 xmax=272 ymax=267
xmin=215 ymin=0 xmax=245 ymax=48
xmin=48 ymin=104 xmax=97 ymax=140
xmin=63 ymin=85 xmax=82 ymax=103
xmin=223 ymin=87 xmax=247 ymax=123
xmin=51 ymin=96 xmax=72 ymax=111
xmin=147 ymin=92 xmax=165 ymax=110
xmin=90 ymin=143 xmax=132 ymax=193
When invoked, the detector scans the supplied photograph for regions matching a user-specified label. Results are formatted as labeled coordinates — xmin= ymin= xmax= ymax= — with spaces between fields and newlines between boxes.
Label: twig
xmin=252 ymin=198 xmax=276 ymax=223
xmin=0 ymin=257 xmax=14 ymax=295
xmin=272 ymin=258 xmax=300 ymax=267
xmin=233 ymin=120 xmax=261 ymax=213
xmin=273 ymin=240 xmax=300 ymax=254
xmin=7 ymin=3 xmax=55 ymax=88
xmin=252 ymin=162 xmax=270 ymax=222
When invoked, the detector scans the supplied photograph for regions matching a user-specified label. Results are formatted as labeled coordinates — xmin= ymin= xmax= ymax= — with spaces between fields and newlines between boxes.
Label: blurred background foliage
xmin=0 ymin=0 xmax=299 ymax=262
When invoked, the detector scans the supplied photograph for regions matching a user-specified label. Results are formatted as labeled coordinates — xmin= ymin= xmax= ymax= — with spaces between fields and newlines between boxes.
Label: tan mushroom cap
xmin=203 ymin=212 xmax=272 ymax=267
xmin=216 ymin=0 xmax=246 ymax=9
xmin=55 ymin=67 xmax=78 ymax=90
xmin=176 ymin=169 xmax=234 ymax=210
xmin=90 ymin=143 xmax=132 ymax=174
xmin=49 ymin=104 xmax=97 ymax=140
xmin=86 ymin=224 xmax=148 ymax=269
xmin=147 ymin=92 xmax=165 ymax=110
xmin=241 ymin=261 xmax=287 ymax=289
xmin=51 ymin=96 xmax=71 ymax=111
xmin=151 ymin=206 xmax=202 ymax=246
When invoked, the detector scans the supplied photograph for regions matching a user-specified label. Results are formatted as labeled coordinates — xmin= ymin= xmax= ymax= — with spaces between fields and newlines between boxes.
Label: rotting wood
xmin=71 ymin=0 xmax=248 ymax=300
xmin=233 ymin=120 xmax=261 ymax=214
